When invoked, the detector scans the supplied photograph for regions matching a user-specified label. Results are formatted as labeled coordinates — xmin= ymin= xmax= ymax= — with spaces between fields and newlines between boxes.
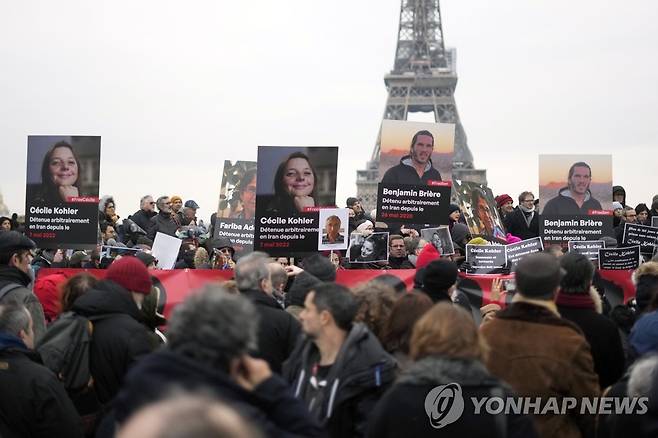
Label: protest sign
xmin=420 ymin=226 xmax=455 ymax=256
xmin=348 ymin=232 xmax=389 ymax=263
xmin=568 ymin=240 xmax=606 ymax=261
xmin=622 ymin=223 xmax=658 ymax=255
xmin=318 ymin=208 xmax=349 ymax=250
xmin=539 ymin=154 xmax=613 ymax=246
xmin=151 ymin=232 xmax=183 ymax=270
xmin=254 ymin=146 xmax=338 ymax=255
xmin=377 ymin=183 xmax=450 ymax=225
xmin=598 ymin=246 xmax=641 ymax=270
xmin=454 ymin=179 xmax=507 ymax=242
xmin=214 ymin=160 xmax=257 ymax=257
xmin=653 ymin=216 xmax=658 ymax=228
xmin=465 ymin=244 xmax=507 ymax=274
xmin=506 ymin=237 xmax=544 ymax=267
xmin=25 ymin=136 xmax=101 ymax=249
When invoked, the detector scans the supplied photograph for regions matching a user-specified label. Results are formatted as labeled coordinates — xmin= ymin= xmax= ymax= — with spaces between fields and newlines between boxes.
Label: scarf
xmin=556 ymin=292 xmax=595 ymax=310
xmin=519 ymin=204 xmax=535 ymax=227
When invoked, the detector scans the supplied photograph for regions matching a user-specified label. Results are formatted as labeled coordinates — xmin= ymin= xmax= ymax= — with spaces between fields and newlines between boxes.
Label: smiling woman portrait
xmin=266 ymin=152 xmax=317 ymax=214
xmin=34 ymin=141 xmax=83 ymax=204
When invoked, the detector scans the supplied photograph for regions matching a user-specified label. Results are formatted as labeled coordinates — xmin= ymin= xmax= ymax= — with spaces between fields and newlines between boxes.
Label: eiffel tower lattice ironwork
xmin=356 ymin=0 xmax=486 ymax=210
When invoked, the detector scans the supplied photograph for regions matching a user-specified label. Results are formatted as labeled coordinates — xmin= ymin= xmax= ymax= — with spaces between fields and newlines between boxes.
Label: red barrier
xmin=36 ymin=268 xmax=637 ymax=321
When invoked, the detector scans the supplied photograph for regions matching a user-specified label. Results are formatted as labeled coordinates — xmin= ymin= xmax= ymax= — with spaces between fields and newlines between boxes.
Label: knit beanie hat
xmin=468 ymin=237 xmax=490 ymax=246
xmin=422 ymin=259 xmax=459 ymax=296
xmin=495 ymin=194 xmax=513 ymax=209
xmin=448 ymin=204 xmax=461 ymax=215
xmin=106 ymin=256 xmax=152 ymax=294
xmin=170 ymin=195 xmax=183 ymax=205
xmin=301 ymin=254 xmax=337 ymax=282
xmin=415 ymin=241 xmax=440 ymax=270
xmin=612 ymin=201 xmax=623 ymax=211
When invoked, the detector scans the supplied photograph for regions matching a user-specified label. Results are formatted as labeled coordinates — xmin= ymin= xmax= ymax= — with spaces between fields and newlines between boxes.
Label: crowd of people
xmin=1 ymin=187 xmax=658 ymax=437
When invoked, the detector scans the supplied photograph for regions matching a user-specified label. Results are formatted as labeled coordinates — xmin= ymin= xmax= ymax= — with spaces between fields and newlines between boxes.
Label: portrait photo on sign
xmin=26 ymin=136 xmax=101 ymax=204
xmin=421 ymin=226 xmax=455 ymax=256
xmin=255 ymin=146 xmax=338 ymax=216
xmin=378 ymin=120 xmax=455 ymax=185
xmin=216 ymin=160 xmax=257 ymax=220
xmin=318 ymin=208 xmax=349 ymax=250
xmin=453 ymin=179 xmax=507 ymax=242
xmin=348 ymin=232 xmax=389 ymax=263
xmin=539 ymin=155 xmax=612 ymax=215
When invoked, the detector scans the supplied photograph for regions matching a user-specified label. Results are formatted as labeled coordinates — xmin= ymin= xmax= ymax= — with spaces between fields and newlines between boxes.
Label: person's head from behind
xmin=300 ymin=283 xmax=357 ymax=339
xmin=514 ymin=252 xmax=562 ymax=301
xmin=156 ymin=196 xmax=172 ymax=214
xmin=0 ymin=303 xmax=34 ymax=349
xmin=236 ymin=169 xmax=257 ymax=219
xmin=118 ymin=392 xmax=263 ymax=438
xmin=267 ymin=262 xmax=287 ymax=294
xmin=382 ymin=291 xmax=433 ymax=355
xmin=567 ymin=162 xmax=592 ymax=196
xmin=140 ymin=195 xmax=155 ymax=213
xmin=352 ymin=281 xmax=397 ymax=341
xmin=371 ymin=273 xmax=407 ymax=295
xmin=167 ymin=286 xmax=258 ymax=374
xmin=325 ymin=215 xmax=342 ymax=241
xmin=409 ymin=130 xmax=434 ymax=166
xmin=389 ymin=234 xmax=406 ymax=258
xmin=410 ymin=302 xmax=487 ymax=362
xmin=274 ymin=152 xmax=316 ymax=202
xmin=301 ymin=253 xmax=336 ymax=282
xmin=559 ymin=252 xmax=594 ymax=295
xmin=60 ymin=272 xmax=99 ymax=313
xmin=105 ymin=256 xmax=153 ymax=309
xmin=0 ymin=231 xmax=36 ymax=274
xmin=41 ymin=141 xmax=80 ymax=198
xmin=235 ymin=252 xmax=272 ymax=295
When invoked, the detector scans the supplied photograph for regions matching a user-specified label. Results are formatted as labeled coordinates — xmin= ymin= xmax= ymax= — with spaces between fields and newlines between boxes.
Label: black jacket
xmin=129 ymin=209 xmax=157 ymax=235
xmin=381 ymin=155 xmax=442 ymax=186
xmin=113 ymin=349 xmax=324 ymax=437
xmin=0 ymin=333 xmax=83 ymax=438
xmin=367 ymin=356 xmax=538 ymax=438
xmin=0 ymin=265 xmax=46 ymax=343
xmin=542 ymin=188 xmax=603 ymax=215
xmin=283 ymin=323 xmax=397 ymax=438
xmin=388 ymin=256 xmax=414 ymax=269
xmin=240 ymin=289 xmax=301 ymax=374
xmin=147 ymin=211 xmax=179 ymax=240
xmin=557 ymin=302 xmax=625 ymax=389
xmin=71 ymin=280 xmax=154 ymax=404
xmin=504 ymin=207 xmax=539 ymax=240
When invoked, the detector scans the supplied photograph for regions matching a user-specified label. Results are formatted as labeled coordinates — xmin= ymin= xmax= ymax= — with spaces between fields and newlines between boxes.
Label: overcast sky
xmin=1 ymin=0 xmax=657 ymax=220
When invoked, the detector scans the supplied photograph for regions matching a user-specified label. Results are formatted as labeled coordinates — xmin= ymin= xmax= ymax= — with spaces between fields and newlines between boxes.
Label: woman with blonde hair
xmin=368 ymin=303 xmax=537 ymax=438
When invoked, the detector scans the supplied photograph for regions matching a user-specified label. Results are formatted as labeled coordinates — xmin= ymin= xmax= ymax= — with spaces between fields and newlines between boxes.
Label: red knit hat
xmin=415 ymin=242 xmax=441 ymax=270
xmin=495 ymin=194 xmax=513 ymax=209
xmin=106 ymin=256 xmax=152 ymax=294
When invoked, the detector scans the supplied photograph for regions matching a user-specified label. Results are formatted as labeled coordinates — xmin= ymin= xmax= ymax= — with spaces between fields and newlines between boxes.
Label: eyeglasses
xmin=149 ymin=202 xmax=156 ymax=205
xmin=391 ymin=244 xmax=405 ymax=248
xmin=522 ymin=199 xmax=534 ymax=203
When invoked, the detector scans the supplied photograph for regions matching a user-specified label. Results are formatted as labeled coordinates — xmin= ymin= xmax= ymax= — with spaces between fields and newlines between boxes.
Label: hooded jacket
xmin=283 ymin=323 xmax=397 ymax=438
xmin=542 ymin=187 xmax=603 ymax=215
xmin=0 ymin=265 xmax=46 ymax=343
xmin=0 ymin=332 xmax=83 ymax=438
xmin=381 ymin=155 xmax=442 ymax=186
xmin=71 ymin=280 xmax=154 ymax=404
xmin=612 ymin=185 xmax=626 ymax=207
xmin=113 ymin=349 xmax=324 ymax=438
xmin=367 ymin=356 xmax=538 ymax=438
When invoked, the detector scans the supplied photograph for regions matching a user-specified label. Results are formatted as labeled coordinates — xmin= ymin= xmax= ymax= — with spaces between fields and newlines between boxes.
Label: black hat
xmin=184 ymin=200 xmax=200 ymax=209
xmin=135 ymin=251 xmax=157 ymax=267
xmin=422 ymin=259 xmax=458 ymax=294
xmin=0 ymin=231 xmax=36 ymax=255
xmin=448 ymin=204 xmax=461 ymax=215
xmin=208 ymin=237 xmax=235 ymax=256
xmin=346 ymin=197 xmax=360 ymax=207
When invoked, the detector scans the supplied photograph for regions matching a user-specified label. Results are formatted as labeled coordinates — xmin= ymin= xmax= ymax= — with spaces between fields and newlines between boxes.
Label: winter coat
xmin=147 ymin=211 xmax=179 ymax=241
xmin=129 ymin=209 xmax=156 ymax=235
xmin=0 ymin=332 xmax=83 ymax=438
xmin=480 ymin=301 xmax=600 ymax=438
xmin=71 ymin=280 xmax=154 ymax=404
xmin=381 ymin=155 xmax=442 ymax=185
xmin=240 ymin=289 xmax=301 ymax=374
xmin=367 ymin=356 xmax=538 ymax=438
xmin=113 ymin=349 xmax=324 ymax=438
xmin=557 ymin=296 xmax=625 ymax=390
xmin=542 ymin=187 xmax=603 ymax=215
xmin=388 ymin=256 xmax=414 ymax=269
xmin=283 ymin=323 xmax=397 ymax=438
xmin=504 ymin=207 xmax=539 ymax=240
xmin=0 ymin=265 xmax=46 ymax=342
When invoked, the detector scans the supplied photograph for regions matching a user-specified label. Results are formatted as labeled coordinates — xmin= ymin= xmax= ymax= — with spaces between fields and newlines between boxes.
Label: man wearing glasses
xmin=129 ymin=195 xmax=158 ymax=234
xmin=388 ymin=234 xmax=414 ymax=269
xmin=504 ymin=191 xmax=540 ymax=240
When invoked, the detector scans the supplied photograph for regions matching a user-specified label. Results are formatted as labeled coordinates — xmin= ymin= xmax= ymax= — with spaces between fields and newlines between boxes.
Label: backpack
xmin=35 ymin=311 xmax=106 ymax=392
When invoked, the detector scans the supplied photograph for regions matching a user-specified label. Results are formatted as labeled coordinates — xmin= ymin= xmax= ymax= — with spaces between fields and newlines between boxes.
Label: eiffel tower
xmin=356 ymin=0 xmax=486 ymax=210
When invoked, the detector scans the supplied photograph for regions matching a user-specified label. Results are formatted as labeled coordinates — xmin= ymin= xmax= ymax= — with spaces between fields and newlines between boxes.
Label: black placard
xmin=540 ymin=214 xmax=613 ymax=247
xmin=568 ymin=240 xmax=606 ymax=261
xmin=214 ymin=218 xmax=255 ymax=257
xmin=376 ymin=183 xmax=451 ymax=225
xmin=622 ymin=223 xmax=658 ymax=255
xmin=506 ymin=237 xmax=544 ymax=267
xmin=465 ymin=244 xmax=507 ymax=274
xmin=653 ymin=216 xmax=658 ymax=228
xmin=598 ymin=246 xmax=641 ymax=270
